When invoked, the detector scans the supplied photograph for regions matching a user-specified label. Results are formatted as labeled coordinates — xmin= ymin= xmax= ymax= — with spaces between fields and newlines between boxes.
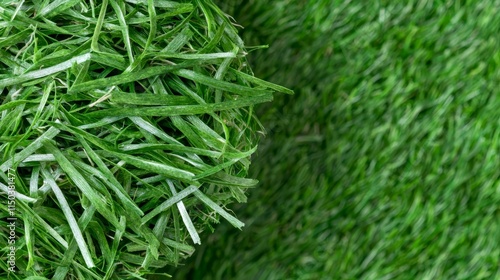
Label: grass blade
xmin=141 ymin=185 xmax=198 ymax=224
xmin=42 ymin=140 xmax=122 ymax=230
xmin=41 ymin=168 xmax=94 ymax=268
xmin=174 ymin=68 xmax=271 ymax=96
xmin=193 ymin=189 xmax=244 ymax=229
xmin=84 ymin=94 xmax=273 ymax=118
xmin=167 ymin=180 xmax=200 ymax=245
xmin=0 ymin=53 xmax=91 ymax=88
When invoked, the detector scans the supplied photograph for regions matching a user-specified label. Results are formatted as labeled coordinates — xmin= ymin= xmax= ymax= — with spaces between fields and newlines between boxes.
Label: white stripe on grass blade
xmin=41 ymin=168 xmax=94 ymax=268
xmin=0 ymin=126 xmax=60 ymax=172
xmin=141 ymin=185 xmax=198 ymax=224
xmin=0 ymin=53 xmax=91 ymax=87
xmin=0 ymin=181 xmax=37 ymax=203
xmin=193 ymin=190 xmax=245 ymax=229
xmin=167 ymin=180 xmax=200 ymax=245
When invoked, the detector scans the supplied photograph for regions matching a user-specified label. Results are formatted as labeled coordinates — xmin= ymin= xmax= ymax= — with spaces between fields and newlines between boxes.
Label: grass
xmin=173 ymin=0 xmax=500 ymax=279
xmin=0 ymin=1 xmax=289 ymax=279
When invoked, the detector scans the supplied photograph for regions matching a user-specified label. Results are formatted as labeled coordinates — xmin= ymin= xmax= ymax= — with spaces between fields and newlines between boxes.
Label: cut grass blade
xmin=0 ymin=53 xmax=91 ymax=88
xmin=0 ymin=126 xmax=60 ymax=172
xmin=109 ymin=152 xmax=196 ymax=182
xmin=69 ymin=63 xmax=195 ymax=94
xmin=0 ymin=181 xmax=37 ymax=203
xmin=41 ymin=168 xmax=94 ymax=268
xmin=167 ymin=180 xmax=200 ymax=245
xmin=174 ymin=68 xmax=271 ymax=96
xmin=77 ymin=136 xmax=144 ymax=216
xmin=111 ymin=93 xmax=193 ymax=106
xmin=84 ymin=94 xmax=273 ymax=118
xmin=53 ymin=204 xmax=97 ymax=280
xmin=104 ymin=216 xmax=127 ymax=280
xmin=37 ymin=0 xmax=80 ymax=18
xmin=193 ymin=189 xmax=244 ymax=229
xmin=42 ymin=140 xmax=122 ymax=230
xmin=230 ymin=68 xmax=295 ymax=95
xmin=141 ymin=185 xmax=198 ymax=224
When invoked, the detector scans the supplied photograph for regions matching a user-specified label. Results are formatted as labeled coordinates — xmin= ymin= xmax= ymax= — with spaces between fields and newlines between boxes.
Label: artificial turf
xmin=173 ymin=1 xmax=500 ymax=279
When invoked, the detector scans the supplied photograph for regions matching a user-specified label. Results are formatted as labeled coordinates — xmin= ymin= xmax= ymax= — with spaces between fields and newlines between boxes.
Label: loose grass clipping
xmin=0 ymin=0 xmax=292 ymax=278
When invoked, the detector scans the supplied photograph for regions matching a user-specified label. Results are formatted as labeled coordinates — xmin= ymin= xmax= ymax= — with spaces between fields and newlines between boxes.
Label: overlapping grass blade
xmin=167 ymin=180 xmax=201 ymax=244
xmin=193 ymin=189 xmax=244 ymax=229
xmin=0 ymin=53 xmax=91 ymax=88
xmin=42 ymin=140 xmax=122 ymax=230
xmin=141 ymin=185 xmax=198 ymax=224
xmin=0 ymin=126 xmax=60 ymax=172
xmin=84 ymin=94 xmax=273 ymax=118
xmin=41 ymin=168 xmax=94 ymax=268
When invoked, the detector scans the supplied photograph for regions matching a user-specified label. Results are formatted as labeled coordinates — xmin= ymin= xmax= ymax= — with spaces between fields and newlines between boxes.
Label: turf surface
xmin=174 ymin=1 xmax=500 ymax=279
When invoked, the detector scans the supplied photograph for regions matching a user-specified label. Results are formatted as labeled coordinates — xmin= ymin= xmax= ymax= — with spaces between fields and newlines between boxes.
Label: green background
xmin=174 ymin=0 xmax=500 ymax=279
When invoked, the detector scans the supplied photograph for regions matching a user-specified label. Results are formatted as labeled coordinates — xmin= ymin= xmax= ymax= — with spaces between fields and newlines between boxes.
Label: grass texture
xmin=175 ymin=1 xmax=500 ymax=279
xmin=0 ymin=1 xmax=290 ymax=279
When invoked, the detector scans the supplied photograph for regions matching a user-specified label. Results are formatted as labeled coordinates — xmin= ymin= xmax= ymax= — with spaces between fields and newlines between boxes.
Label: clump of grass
xmin=0 ymin=1 xmax=290 ymax=279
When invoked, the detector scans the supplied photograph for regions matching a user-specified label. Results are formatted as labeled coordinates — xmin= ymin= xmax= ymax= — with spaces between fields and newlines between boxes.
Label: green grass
xmin=174 ymin=1 xmax=500 ymax=279
xmin=0 ymin=1 xmax=289 ymax=279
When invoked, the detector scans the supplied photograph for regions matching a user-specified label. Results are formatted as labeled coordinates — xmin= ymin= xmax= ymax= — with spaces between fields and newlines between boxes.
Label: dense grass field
xmin=174 ymin=1 xmax=500 ymax=279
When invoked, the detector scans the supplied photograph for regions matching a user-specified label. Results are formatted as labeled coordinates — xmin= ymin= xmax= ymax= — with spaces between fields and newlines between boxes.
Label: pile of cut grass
xmin=176 ymin=1 xmax=500 ymax=279
xmin=0 ymin=1 xmax=290 ymax=279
